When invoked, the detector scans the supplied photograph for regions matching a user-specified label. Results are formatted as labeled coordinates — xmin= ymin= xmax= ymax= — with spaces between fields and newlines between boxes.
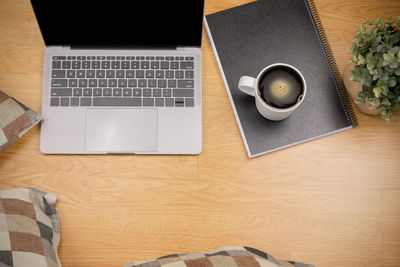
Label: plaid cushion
xmin=124 ymin=246 xmax=315 ymax=267
xmin=0 ymin=90 xmax=41 ymax=153
xmin=0 ymin=188 xmax=61 ymax=267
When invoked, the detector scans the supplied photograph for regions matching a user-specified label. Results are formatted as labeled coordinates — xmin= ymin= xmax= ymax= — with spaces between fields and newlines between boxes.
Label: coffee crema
xmin=258 ymin=66 xmax=304 ymax=109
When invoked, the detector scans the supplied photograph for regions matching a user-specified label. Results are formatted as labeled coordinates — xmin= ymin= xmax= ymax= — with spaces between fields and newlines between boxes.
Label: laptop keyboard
xmin=50 ymin=56 xmax=196 ymax=107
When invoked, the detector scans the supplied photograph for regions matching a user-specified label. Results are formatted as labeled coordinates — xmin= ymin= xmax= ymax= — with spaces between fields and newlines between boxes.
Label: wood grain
xmin=1 ymin=0 xmax=400 ymax=266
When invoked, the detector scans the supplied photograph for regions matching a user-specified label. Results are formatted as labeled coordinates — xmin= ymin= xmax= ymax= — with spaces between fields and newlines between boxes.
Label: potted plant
xmin=344 ymin=16 xmax=400 ymax=121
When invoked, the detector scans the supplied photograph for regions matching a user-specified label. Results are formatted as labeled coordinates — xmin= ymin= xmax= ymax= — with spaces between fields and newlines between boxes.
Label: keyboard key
xmin=53 ymin=56 xmax=66 ymax=60
xmin=148 ymin=79 xmax=157 ymax=87
xmin=77 ymin=70 xmax=85 ymax=78
xmin=72 ymin=61 xmax=80 ymax=69
xmin=132 ymin=88 xmax=142 ymax=97
xmin=116 ymin=70 xmax=125 ymax=78
xmin=128 ymin=79 xmax=137 ymax=87
xmin=99 ymin=79 xmax=107 ymax=87
xmin=103 ymin=88 xmax=112 ymax=96
xmin=87 ymin=70 xmax=96 ymax=78
xmin=166 ymin=70 xmax=174 ymax=78
xmin=106 ymin=56 xmax=115 ymax=60
xmin=111 ymin=61 xmax=120 ymax=69
xmin=138 ymin=79 xmax=147 ymax=87
xmin=185 ymin=98 xmax=194 ymax=107
xmin=156 ymin=70 xmax=164 ymax=78
xmin=175 ymin=56 xmax=184 ymax=60
xmin=50 ymin=98 xmax=59 ymax=106
xmin=62 ymin=61 xmax=71 ymax=69
xmin=185 ymin=71 xmax=194 ymax=79
xmin=121 ymin=61 xmax=130 ymax=69
xmin=69 ymin=79 xmax=77 ymax=87
xmin=106 ymin=70 xmax=115 ymax=78
xmin=143 ymin=88 xmax=151 ymax=97
xmin=143 ymin=98 xmax=154 ymax=106
xmin=180 ymin=61 xmax=194 ymax=69
xmin=93 ymin=88 xmax=102 ymax=96
xmin=136 ymin=56 xmax=145 ymax=60
xmin=171 ymin=62 xmax=179 ymax=69
xmin=73 ymin=88 xmax=82 ymax=96
xmin=93 ymin=97 xmax=141 ymax=106
xmin=108 ymin=79 xmax=117 ymax=87
xmin=113 ymin=88 xmax=122 ymax=96
xmin=173 ymin=89 xmax=194 ymax=97
xmin=153 ymin=89 xmax=161 ymax=97
xmin=51 ymin=88 xmax=72 ymax=96
xmin=67 ymin=56 xmax=76 ymax=60
xmin=146 ymin=70 xmax=154 ymax=78
xmin=79 ymin=79 xmax=87 ymax=87
xmin=117 ymin=56 xmax=125 ymax=60
xmin=96 ymin=70 xmax=105 ymax=78
xmin=82 ymin=61 xmax=90 ymax=69
xmin=83 ymin=88 xmax=92 ymax=96
xmin=67 ymin=70 xmax=75 ymax=78
xmin=123 ymin=89 xmax=132 ymax=97
xmin=146 ymin=56 xmax=154 ymax=60
xmin=168 ymin=79 xmax=177 ymax=88
xmin=60 ymin=98 xmax=69 ymax=106
xmin=156 ymin=56 xmax=164 ymax=60
xmin=51 ymin=79 xmax=67 ymax=87
xmin=157 ymin=79 xmax=166 ymax=88
xmin=131 ymin=61 xmax=140 ymax=69
xmin=52 ymin=70 xmax=65 ymax=78
xmin=87 ymin=56 xmax=96 ymax=60
xmin=126 ymin=56 xmax=135 ymax=60
xmin=52 ymin=61 xmax=61 ymax=69
xmin=136 ymin=70 xmax=144 ymax=78
xmin=178 ymin=79 xmax=194 ymax=88
xmin=77 ymin=56 xmax=86 ymax=60
xmin=80 ymin=98 xmax=92 ymax=106
xmin=166 ymin=56 xmax=174 ymax=60
xmin=151 ymin=61 xmax=160 ymax=69
xmin=175 ymin=98 xmax=184 ymax=107
xmin=92 ymin=61 xmax=100 ymax=69
xmin=175 ymin=70 xmax=184 ymax=79
xmin=163 ymin=89 xmax=172 ymax=97
xmin=89 ymin=79 xmax=97 ymax=87
xmin=102 ymin=61 xmax=110 ymax=69
xmin=126 ymin=70 xmax=135 ymax=78
xmin=185 ymin=57 xmax=194 ymax=60
xmin=155 ymin=98 xmax=164 ymax=107
xmin=165 ymin=98 xmax=174 ymax=107
xmin=160 ymin=61 xmax=169 ymax=69
xmin=141 ymin=61 xmax=150 ymax=69
xmin=118 ymin=79 xmax=127 ymax=87
xmin=70 ymin=98 xmax=79 ymax=106
xmin=97 ymin=56 xmax=105 ymax=60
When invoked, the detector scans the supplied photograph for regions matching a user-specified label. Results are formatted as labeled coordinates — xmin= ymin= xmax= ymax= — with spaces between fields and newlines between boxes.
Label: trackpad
xmin=85 ymin=109 xmax=157 ymax=152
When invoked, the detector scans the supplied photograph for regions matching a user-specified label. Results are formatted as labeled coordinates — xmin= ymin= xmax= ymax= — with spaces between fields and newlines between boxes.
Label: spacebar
xmin=93 ymin=98 xmax=142 ymax=106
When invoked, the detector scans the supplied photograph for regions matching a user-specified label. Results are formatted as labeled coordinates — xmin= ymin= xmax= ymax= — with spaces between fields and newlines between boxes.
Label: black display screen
xmin=30 ymin=0 xmax=205 ymax=47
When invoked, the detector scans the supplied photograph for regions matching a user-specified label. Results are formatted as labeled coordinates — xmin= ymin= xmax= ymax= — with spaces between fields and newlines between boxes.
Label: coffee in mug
xmin=258 ymin=66 xmax=304 ymax=109
xmin=238 ymin=63 xmax=306 ymax=121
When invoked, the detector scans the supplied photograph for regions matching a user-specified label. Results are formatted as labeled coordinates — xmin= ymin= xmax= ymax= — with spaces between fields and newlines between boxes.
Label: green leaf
xmin=395 ymin=67 xmax=400 ymax=76
xmin=354 ymin=35 xmax=362 ymax=43
xmin=388 ymin=77 xmax=397 ymax=87
xmin=377 ymin=79 xmax=386 ymax=87
xmin=373 ymin=87 xmax=381 ymax=98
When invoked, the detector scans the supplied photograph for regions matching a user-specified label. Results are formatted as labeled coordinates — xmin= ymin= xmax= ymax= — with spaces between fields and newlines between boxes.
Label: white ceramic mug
xmin=238 ymin=63 xmax=306 ymax=121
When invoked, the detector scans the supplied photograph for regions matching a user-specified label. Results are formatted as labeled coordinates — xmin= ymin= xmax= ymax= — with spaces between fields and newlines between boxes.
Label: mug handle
xmin=238 ymin=76 xmax=256 ymax=97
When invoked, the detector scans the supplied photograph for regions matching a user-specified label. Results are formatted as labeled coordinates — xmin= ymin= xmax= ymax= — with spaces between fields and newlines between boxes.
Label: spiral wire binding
xmin=305 ymin=0 xmax=359 ymax=127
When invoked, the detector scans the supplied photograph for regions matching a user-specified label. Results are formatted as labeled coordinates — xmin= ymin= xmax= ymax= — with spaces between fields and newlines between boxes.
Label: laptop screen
xmin=30 ymin=0 xmax=205 ymax=47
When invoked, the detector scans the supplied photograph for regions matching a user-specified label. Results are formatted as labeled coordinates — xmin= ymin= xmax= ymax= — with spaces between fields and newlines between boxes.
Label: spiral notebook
xmin=204 ymin=0 xmax=358 ymax=158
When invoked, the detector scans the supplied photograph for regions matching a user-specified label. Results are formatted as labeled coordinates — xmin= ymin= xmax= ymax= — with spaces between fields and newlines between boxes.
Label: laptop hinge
xmin=69 ymin=45 xmax=178 ymax=50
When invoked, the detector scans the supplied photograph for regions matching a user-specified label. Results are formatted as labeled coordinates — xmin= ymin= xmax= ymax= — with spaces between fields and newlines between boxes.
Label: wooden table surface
xmin=1 ymin=0 xmax=400 ymax=266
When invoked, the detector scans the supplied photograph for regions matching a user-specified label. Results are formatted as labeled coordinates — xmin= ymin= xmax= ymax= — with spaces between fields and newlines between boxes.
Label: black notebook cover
xmin=204 ymin=0 xmax=358 ymax=158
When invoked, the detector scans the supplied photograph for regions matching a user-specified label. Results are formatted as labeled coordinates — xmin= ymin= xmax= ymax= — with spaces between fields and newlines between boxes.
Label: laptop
xmin=30 ymin=0 xmax=204 ymax=154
